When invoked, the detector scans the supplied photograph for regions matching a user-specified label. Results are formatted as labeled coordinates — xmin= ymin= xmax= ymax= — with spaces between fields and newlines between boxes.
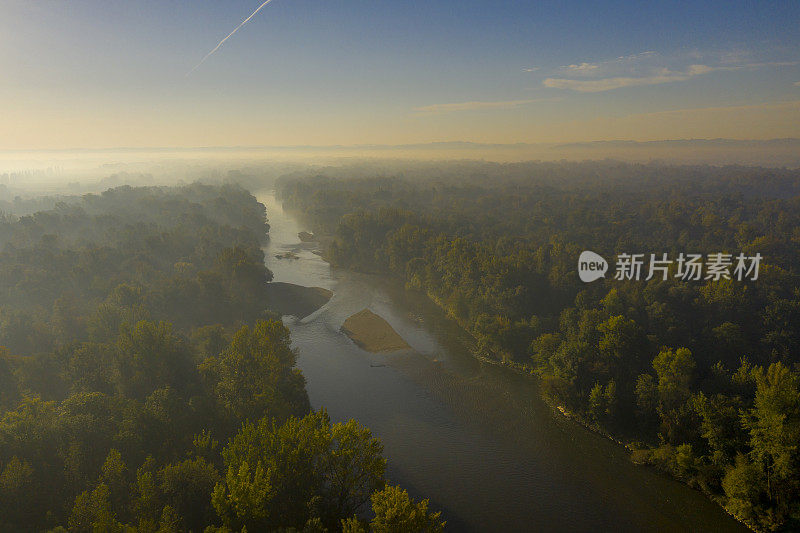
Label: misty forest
xmin=0 ymin=160 xmax=799 ymax=532
xmin=0 ymin=182 xmax=443 ymax=532
xmin=277 ymin=161 xmax=800 ymax=532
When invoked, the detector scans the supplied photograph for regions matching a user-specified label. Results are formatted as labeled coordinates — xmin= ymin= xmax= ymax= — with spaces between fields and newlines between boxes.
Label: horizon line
xmin=1 ymin=137 xmax=800 ymax=153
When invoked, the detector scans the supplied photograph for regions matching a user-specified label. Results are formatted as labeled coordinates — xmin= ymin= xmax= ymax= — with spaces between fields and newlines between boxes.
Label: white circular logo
xmin=578 ymin=251 xmax=608 ymax=282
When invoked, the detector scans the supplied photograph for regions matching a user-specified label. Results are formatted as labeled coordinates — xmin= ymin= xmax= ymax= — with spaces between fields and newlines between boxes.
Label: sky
xmin=1 ymin=0 xmax=799 ymax=149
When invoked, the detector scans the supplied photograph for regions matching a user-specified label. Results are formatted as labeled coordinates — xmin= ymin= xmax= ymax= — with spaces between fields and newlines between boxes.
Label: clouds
xmin=542 ymin=51 xmax=712 ymax=92
xmin=540 ymin=50 xmax=798 ymax=93
xmin=544 ymin=64 xmax=714 ymax=93
xmin=557 ymin=52 xmax=657 ymax=78
xmin=432 ymin=48 xmax=799 ymax=122
xmin=562 ymin=62 xmax=599 ymax=73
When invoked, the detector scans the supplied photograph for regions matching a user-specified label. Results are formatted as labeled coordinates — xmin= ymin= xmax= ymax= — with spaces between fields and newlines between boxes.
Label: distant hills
xmin=2 ymin=138 xmax=799 ymax=167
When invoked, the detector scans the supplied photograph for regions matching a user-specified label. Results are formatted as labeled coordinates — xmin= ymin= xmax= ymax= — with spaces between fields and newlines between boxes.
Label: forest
xmin=0 ymin=183 xmax=444 ymax=532
xmin=278 ymin=161 xmax=800 ymax=532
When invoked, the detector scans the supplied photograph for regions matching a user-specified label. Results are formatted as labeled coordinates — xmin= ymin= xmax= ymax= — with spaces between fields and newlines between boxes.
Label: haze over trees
xmin=0 ymin=183 xmax=443 ymax=532
xmin=278 ymin=160 xmax=800 ymax=532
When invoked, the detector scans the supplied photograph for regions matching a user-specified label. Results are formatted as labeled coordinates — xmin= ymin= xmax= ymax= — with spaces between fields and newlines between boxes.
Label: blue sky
xmin=2 ymin=0 xmax=799 ymax=148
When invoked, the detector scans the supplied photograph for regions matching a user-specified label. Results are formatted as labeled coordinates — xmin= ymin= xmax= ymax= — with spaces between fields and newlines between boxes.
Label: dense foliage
xmin=0 ymin=184 xmax=444 ymax=532
xmin=279 ymin=161 xmax=800 ymax=531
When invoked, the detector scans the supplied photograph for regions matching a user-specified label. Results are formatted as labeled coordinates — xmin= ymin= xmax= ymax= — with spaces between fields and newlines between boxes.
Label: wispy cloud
xmin=414 ymin=98 xmax=556 ymax=115
xmin=557 ymin=51 xmax=657 ymax=77
xmin=740 ymin=61 xmax=800 ymax=69
xmin=522 ymin=67 xmax=539 ymax=72
xmin=563 ymin=62 xmax=599 ymax=73
xmin=187 ymin=0 xmax=278 ymax=76
xmin=545 ymin=64 xmax=714 ymax=93
xmin=545 ymin=49 xmax=799 ymax=93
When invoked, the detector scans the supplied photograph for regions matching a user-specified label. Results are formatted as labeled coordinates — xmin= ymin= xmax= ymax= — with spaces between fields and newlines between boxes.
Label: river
xmin=258 ymin=191 xmax=748 ymax=533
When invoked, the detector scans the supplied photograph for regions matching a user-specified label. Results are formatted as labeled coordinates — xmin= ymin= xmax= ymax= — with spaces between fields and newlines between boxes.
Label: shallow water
xmin=259 ymin=191 xmax=748 ymax=533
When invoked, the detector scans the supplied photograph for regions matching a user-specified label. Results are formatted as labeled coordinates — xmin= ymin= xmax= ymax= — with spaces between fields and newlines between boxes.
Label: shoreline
xmin=265 ymin=281 xmax=333 ymax=319
xmin=422 ymin=288 xmax=755 ymax=532
xmin=273 ymin=206 xmax=753 ymax=531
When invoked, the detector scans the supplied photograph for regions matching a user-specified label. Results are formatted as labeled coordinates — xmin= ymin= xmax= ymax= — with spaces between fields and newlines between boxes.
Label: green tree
xmin=156 ymin=505 xmax=182 ymax=533
xmin=200 ymin=320 xmax=309 ymax=426
xmin=131 ymin=458 xmax=162 ymax=532
xmin=742 ymin=362 xmax=800 ymax=525
xmin=68 ymin=483 xmax=124 ymax=533
xmin=0 ymin=456 xmax=35 ymax=530
xmin=653 ymin=347 xmax=695 ymax=413
xmin=213 ymin=411 xmax=385 ymax=531
xmin=635 ymin=373 xmax=658 ymax=422
xmin=320 ymin=419 xmax=387 ymax=523
xmin=368 ymin=485 xmax=445 ymax=533
xmin=692 ymin=392 xmax=746 ymax=466
xmin=0 ymin=346 xmax=19 ymax=411
xmin=100 ymin=449 xmax=129 ymax=522
xmin=596 ymin=315 xmax=648 ymax=383
xmin=722 ymin=454 xmax=769 ymax=530
xmin=159 ymin=457 xmax=219 ymax=532
xmin=116 ymin=321 xmax=193 ymax=400
xmin=67 ymin=343 xmax=118 ymax=395
xmin=588 ymin=380 xmax=617 ymax=425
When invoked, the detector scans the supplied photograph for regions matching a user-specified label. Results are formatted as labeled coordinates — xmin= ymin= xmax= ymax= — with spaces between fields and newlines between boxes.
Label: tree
xmin=651 ymin=347 xmax=697 ymax=444
xmin=722 ymin=454 xmax=769 ymax=530
xmin=68 ymin=483 xmax=124 ymax=533
xmin=653 ymin=347 xmax=695 ymax=413
xmin=320 ymin=419 xmax=386 ymax=523
xmin=100 ymin=449 xmax=129 ymax=523
xmin=596 ymin=315 xmax=649 ymax=382
xmin=115 ymin=321 xmax=193 ymax=400
xmin=742 ymin=362 xmax=800 ymax=525
xmin=0 ymin=346 xmax=19 ymax=410
xmin=588 ymin=383 xmax=605 ymax=423
xmin=635 ymin=373 xmax=658 ymax=421
xmin=156 ymin=505 xmax=182 ymax=533
xmin=0 ymin=456 xmax=35 ymax=529
xmin=159 ymin=457 xmax=219 ymax=532
xmin=213 ymin=411 xmax=385 ymax=531
xmin=200 ymin=320 xmax=309 ymax=426
xmin=692 ymin=392 xmax=746 ymax=466
xmin=131 ymin=458 xmax=162 ymax=532
xmin=588 ymin=380 xmax=617 ymax=425
xmin=368 ymin=485 xmax=445 ymax=533
xmin=67 ymin=342 xmax=118 ymax=395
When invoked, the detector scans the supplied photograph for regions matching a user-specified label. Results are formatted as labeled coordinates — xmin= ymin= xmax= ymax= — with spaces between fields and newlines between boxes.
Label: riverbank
xmin=423 ymin=288 xmax=756 ymax=532
xmin=265 ymin=281 xmax=332 ymax=318
xmin=259 ymin=191 xmax=751 ymax=532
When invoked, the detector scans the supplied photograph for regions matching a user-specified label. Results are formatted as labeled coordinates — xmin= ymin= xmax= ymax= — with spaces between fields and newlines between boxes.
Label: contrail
xmin=187 ymin=0 xmax=278 ymax=76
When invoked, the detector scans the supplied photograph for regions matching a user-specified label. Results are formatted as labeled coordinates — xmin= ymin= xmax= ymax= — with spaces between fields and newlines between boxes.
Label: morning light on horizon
xmin=1 ymin=0 xmax=799 ymax=150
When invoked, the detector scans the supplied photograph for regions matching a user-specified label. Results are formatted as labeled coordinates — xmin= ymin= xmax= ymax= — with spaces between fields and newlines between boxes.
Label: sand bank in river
xmin=341 ymin=309 xmax=411 ymax=353
xmin=265 ymin=282 xmax=332 ymax=319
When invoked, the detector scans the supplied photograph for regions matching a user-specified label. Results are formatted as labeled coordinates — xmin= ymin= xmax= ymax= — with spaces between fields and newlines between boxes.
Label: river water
xmin=258 ymin=191 xmax=748 ymax=533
